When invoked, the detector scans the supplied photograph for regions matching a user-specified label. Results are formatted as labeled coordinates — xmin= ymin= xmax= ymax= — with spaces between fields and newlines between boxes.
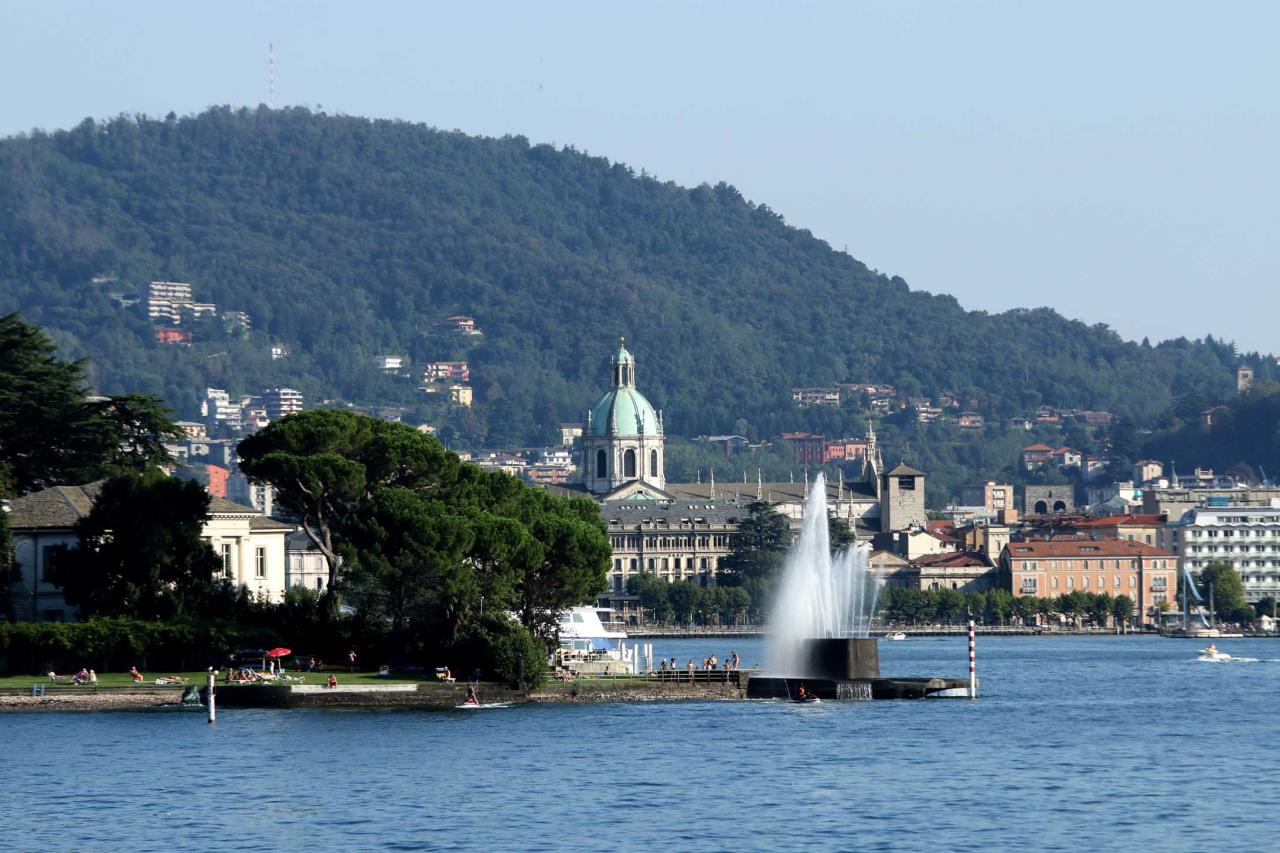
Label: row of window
xmin=221 ymin=543 xmax=269 ymax=579
xmin=1186 ymin=545 xmax=1280 ymax=554
xmin=609 ymin=534 xmax=731 ymax=549
xmin=1186 ymin=559 xmax=1280 ymax=570
xmin=1014 ymin=559 xmax=1170 ymax=571
xmin=613 ymin=556 xmax=715 ymax=572
xmin=1186 ymin=528 xmax=1280 ymax=538
xmin=1020 ymin=575 xmax=1163 ymax=592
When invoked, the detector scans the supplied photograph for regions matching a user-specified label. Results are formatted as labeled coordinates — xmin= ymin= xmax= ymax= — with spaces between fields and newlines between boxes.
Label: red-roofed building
xmin=1021 ymin=443 xmax=1055 ymax=470
xmin=1059 ymin=514 xmax=1167 ymax=547
xmin=909 ymin=551 xmax=997 ymax=592
xmin=155 ymin=327 xmax=192 ymax=346
xmin=1052 ymin=447 xmax=1082 ymax=468
xmin=1000 ymin=539 xmax=1176 ymax=625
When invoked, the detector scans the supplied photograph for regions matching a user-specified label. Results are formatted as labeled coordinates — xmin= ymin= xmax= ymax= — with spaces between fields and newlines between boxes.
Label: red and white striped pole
xmin=968 ymin=620 xmax=977 ymax=699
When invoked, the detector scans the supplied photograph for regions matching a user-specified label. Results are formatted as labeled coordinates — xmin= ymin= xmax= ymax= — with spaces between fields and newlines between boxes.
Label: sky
xmin=3 ymin=1 xmax=1277 ymax=352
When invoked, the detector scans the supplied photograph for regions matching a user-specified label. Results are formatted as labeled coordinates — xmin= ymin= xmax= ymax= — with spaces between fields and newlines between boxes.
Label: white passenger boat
xmin=554 ymin=607 xmax=637 ymax=675
xmin=884 ymin=631 xmax=907 ymax=641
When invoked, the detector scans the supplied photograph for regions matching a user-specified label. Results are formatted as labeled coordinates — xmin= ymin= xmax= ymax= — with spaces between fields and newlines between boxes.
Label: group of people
xmin=47 ymin=667 xmax=187 ymax=686
xmin=49 ymin=668 xmax=97 ymax=685
xmin=655 ymin=650 xmax=742 ymax=676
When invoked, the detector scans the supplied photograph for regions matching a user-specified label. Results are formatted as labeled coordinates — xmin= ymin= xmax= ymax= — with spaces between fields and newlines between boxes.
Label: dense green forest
xmin=0 ymin=108 xmax=1270 ymax=498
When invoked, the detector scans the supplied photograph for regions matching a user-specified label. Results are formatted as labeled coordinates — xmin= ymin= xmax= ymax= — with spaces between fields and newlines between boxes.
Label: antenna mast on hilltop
xmin=268 ymin=43 xmax=276 ymax=108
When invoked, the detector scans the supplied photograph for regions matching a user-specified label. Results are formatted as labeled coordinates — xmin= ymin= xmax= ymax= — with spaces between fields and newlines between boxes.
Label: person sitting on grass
xmin=326 ymin=674 xmax=338 ymax=689
xmin=88 ymin=669 xmax=98 ymax=685
xmin=377 ymin=664 xmax=390 ymax=677
xmin=129 ymin=666 xmax=144 ymax=683
xmin=72 ymin=668 xmax=90 ymax=685
xmin=48 ymin=671 xmax=66 ymax=683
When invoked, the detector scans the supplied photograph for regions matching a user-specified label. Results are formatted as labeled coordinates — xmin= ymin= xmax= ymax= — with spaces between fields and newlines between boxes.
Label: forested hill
xmin=0 ymin=107 xmax=1264 ymax=445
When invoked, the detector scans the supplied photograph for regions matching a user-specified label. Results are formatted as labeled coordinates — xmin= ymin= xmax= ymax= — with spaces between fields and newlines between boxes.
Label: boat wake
xmin=455 ymin=702 xmax=512 ymax=709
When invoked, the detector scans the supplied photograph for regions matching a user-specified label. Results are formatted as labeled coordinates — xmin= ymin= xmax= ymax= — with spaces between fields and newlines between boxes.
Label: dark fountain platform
xmin=744 ymin=638 xmax=972 ymax=700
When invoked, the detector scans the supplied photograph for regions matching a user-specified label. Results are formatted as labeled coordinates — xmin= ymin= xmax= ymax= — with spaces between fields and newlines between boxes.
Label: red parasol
xmin=265 ymin=647 xmax=292 ymax=658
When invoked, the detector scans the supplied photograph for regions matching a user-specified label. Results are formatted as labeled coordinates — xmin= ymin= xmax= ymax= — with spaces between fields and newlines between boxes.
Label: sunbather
xmin=48 ymin=671 xmax=66 ymax=683
xmin=154 ymin=675 xmax=185 ymax=685
xmin=129 ymin=666 xmax=144 ymax=683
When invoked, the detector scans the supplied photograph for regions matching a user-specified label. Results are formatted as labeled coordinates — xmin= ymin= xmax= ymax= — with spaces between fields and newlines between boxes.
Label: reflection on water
xmin=1 ymin=636 xmax=1277 ymax=852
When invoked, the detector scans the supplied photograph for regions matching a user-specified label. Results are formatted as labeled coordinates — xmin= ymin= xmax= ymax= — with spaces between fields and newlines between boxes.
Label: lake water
xmin=2 ymin=635 xmax=1277 ymax=852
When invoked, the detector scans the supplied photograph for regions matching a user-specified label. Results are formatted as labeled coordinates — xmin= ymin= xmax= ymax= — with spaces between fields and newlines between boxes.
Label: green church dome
xmin=590 ymin=388 xmax=660 ymax=437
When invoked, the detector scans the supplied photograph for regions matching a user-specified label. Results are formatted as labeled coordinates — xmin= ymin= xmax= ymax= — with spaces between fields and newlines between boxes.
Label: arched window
xmin=624 ymin=449 xmax=636 ymax=478
xmin=596 ymin=449 xmax=607 ymax=478
xmin=650 ymin=449 xmax=659 ymax=477
xmin=1034 ymin=500 xmax=1048 ymax=514
xmin=1053 ymin=500 xmax=1067 ymax=512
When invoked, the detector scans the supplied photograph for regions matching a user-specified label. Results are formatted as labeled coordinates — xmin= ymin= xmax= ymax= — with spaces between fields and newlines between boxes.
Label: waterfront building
xmin=902 ymin=551 xmax=997 ymax=592
xmin=5 ymin=483 xmax=291 ymax=620
xmin=1161 ymin=504 xmax=1280 ymax=603
xmin=1001 ymin=538 xmax=1176 ymax=625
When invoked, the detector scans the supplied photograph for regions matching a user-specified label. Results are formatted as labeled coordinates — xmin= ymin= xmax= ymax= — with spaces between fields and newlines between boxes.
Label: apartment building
xmin=1161 ymin=504 xmax=1280 ymax=603
xmin=1001 ymin=538 xmax=1176 ymax=625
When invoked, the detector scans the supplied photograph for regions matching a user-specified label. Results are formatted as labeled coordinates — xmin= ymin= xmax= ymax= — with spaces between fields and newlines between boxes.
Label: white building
xmin=286 ymin=530 xmax=331 ymax=593
xmin=375 ymin=354 xmax=405 ymax=371
xmin=202 ymin=387 xmax=243 ymax=430
xmin=1162 ymin=503 xmax=1280 ymax=603
xmin=5 ymin=483 xmax=292 ymax=620
xmin=146 ymin=280 xmax=193 ymax=324
xmin=263 ymin=387 xmax=304 ymax=420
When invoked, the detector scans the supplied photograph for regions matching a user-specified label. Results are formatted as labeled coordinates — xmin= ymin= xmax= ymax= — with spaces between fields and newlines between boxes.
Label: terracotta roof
xmin=1004 ymin=540 xmax=1174 ymax=559
xmin=1052 ymin=447 xmax=1078 ymax=454
xmin=1022 ymin=443 xmax=1054 ymax=452
xmin=912 ymin=551 xmax=992 ymax=568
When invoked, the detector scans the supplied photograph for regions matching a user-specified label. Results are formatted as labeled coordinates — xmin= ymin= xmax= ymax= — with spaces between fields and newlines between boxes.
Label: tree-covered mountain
xmin=0 ymin=107 xmax=1269 ymax=457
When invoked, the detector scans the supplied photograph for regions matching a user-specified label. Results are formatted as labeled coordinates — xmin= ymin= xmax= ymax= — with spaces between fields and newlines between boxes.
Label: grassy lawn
xmin=0 ymin=669 xmax=447 ymax=689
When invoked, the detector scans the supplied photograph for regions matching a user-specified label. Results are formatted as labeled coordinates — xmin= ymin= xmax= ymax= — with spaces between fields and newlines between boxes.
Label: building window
xmin=1051 ymin=576 xmax=1059 ymax=589
xmin=650 ymin=449 xmax=659 ymax=477
xmin=40 ymin=546 xmax=59 ymax=584
xmin=624 ymin=449 xmax=636 ymax=478
xmin=315 ymin=577 xmax=323 ymax=591
xmin=221 ymin=544 xmax=233 ymax=579
xmin=255 ymin=547 xmax=266 ymax=578
xmin=1082 ymin=576 xmax=1089 ymax=589
xmin=596 ymin=449 xmax=607 ymax=478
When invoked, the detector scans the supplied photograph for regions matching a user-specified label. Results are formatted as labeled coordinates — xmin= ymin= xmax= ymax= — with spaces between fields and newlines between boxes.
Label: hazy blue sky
xmin=3 ymin=1 xmax=1276 ymax=352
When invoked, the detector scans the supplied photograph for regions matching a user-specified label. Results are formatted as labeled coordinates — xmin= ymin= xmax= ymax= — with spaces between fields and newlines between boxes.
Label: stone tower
xmin=580 ymin=338 xmax=665 ymax=494
xmin=879 ymin=464 xmax=927 ymax=531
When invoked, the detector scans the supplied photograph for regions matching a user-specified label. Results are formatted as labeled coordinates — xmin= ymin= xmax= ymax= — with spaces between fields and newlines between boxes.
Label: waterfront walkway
xmin=626 ymin=625 xmax=1142 ymax=638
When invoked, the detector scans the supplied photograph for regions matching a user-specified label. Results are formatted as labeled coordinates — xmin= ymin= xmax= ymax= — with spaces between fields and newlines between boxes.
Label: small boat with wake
xmin=884 ymin=631 xmax=907 ymax=641
xmin=1198 ymin=644 xmax=1233 ymax=662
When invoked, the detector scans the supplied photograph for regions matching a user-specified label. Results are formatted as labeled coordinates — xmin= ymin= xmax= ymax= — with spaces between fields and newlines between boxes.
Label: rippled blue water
xmin=2 ymin=636 xmax=1277 ymax=852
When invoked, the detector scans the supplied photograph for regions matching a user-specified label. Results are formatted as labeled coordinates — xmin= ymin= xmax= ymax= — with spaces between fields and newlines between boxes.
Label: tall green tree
xmin=55 ymin=473 xmax=221 ymax=620
xmin=719 ymin=500 xmax=790 ymax=619
xmin=238 ymin=410 xmax=459 ymax=593
xmin=344 ymin=487 xmax=475 ymax=660
xmin=1197 ymin=563 xmax=1250 ymax=622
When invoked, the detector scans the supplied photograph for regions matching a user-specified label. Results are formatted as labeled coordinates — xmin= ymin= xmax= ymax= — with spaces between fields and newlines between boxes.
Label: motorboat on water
xmin=554 ymin=607 xmax=637 ymax=675
xmin=1197 ymin=644 xmax=1233 ymax=662
xmin=884 ymin=631 xmax=907 ymax=641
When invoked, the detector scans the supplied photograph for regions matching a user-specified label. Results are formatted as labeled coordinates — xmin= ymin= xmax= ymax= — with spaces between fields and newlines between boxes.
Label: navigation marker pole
xmin=968 ymin=620 xmax=977 ymax=699
xmin=207 ymin=667 xmax=216 ymax=724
